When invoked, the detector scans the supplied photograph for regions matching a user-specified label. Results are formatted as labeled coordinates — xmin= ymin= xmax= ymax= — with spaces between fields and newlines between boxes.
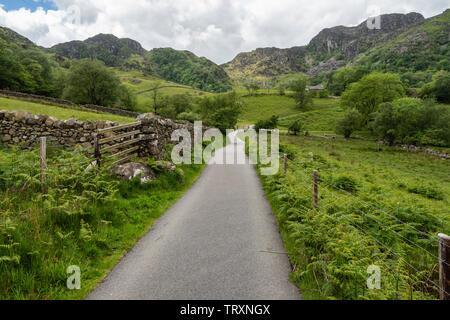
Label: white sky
xmin=0 ymin=0 xmax=448 ymax=64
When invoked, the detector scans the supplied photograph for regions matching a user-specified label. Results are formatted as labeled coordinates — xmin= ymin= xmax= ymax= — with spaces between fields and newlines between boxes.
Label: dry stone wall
xmin=0 ymin=110 xmax=200 ymax=160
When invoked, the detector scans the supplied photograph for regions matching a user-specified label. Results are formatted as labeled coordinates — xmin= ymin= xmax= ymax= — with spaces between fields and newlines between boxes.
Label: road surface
xmin=88 ymin=131 xmax=301 ymax=300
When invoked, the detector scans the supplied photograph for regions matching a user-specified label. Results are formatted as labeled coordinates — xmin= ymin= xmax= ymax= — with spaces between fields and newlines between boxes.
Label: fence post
xmin=284 ymin=154 xmax=287 ymax=176
xmin=439 ymin=233 xmax=450 ymax=300
xmin=313 ymin=170 xmax=318 ymax=211
xmin=94 ymin=134 xmax=101 ymax=168
xmin=40 ymin=137 xmax=47 ymax=194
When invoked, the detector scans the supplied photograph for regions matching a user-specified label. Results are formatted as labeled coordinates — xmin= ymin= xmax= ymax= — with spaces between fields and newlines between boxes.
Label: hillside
xmin=354 ymin=9 xmax=450 ymax=74
xmin=223 ymin=12 xmax=432 ymax=79
xmin=144 ymin=48 xmax=232 ymax=92
xmin=50 ymin=33 xmax=146 ymax=67
xmin=49 ymin=34 xmax=231 ymax=92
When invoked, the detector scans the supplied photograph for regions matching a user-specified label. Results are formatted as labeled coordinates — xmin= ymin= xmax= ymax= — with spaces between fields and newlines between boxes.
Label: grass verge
xmin=0 ymin=144 xmax=204 ymax=299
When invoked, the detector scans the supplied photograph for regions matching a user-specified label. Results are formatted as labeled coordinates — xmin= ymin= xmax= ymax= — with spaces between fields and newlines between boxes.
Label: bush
xmin=288 ymin=120 xmax=303 ymax=135
xmin=255 ymin=115 xmax=279 ymax=131
xmin=332 ymin=175 xmax=359 ymax=193
xmin=420 ymin=71 xmax=450 ymax=103
xmin=335 ymin=110 xmax=362 ymax=138
xmin=372 ymin=98 xmax=450 ymax=146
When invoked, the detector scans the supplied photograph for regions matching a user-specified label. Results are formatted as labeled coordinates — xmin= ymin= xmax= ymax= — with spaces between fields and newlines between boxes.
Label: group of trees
xmin=335 ymin=71 xmax=450 ymax=146
xmin=61 ymin=59 xmax=137 ymax=110
xmin=0 ymin=39 xmax=56 ymax=96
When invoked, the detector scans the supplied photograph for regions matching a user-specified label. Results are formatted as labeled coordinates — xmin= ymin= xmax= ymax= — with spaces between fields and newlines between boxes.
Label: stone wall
xmin=0 ymin=110 xmax=199 ymax=160
xmin=0 ymin=110 xmax=119 ymax=148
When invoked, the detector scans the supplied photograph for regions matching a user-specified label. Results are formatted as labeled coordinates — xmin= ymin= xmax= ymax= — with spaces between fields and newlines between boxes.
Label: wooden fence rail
xmin=94 ymin=121 xmax=142 ymax=167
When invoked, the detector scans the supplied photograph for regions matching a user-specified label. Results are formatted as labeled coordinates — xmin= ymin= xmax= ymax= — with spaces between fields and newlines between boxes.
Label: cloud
xmin=0 ymin=0 xmax=448 ymax=64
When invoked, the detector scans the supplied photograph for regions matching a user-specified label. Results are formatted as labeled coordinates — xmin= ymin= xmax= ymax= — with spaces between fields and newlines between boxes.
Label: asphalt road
xmin=88 ymin=131 xmax=301 ymax=300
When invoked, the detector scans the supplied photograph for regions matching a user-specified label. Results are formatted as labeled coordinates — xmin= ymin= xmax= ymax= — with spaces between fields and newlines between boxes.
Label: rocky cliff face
xmin=50 ymin=33 xmax=146 ymax=66
xmin=224 ymin=12 xmax=426 ymax=78
xmin=307 ymin=12 xmax=424 ymax=60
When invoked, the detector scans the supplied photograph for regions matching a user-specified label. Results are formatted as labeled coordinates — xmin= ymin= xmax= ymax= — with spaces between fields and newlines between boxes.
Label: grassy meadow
xmin=0 ymin=96 xmax=133 ymax=123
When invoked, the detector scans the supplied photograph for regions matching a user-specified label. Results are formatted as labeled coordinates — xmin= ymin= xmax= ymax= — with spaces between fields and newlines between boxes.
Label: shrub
xmin=255 ymin=115 xmax=279 ymax=131
xmin=288 ymin=120 xmax=303 ymax=135
xmin=335 ymin=110 xmax=362 ymax=138
xmin=372 ymin=98 xmax=450 ymax=146
xmin=332 ymin=175 xmax=359 ymax=193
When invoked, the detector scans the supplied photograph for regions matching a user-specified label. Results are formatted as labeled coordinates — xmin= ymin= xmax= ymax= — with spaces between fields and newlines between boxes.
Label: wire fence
xmin=281 ymin=155 xmax=450 ymax=300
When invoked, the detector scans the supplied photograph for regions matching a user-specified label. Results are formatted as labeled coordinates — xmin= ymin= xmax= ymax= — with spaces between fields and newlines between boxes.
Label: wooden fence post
xmin=438 ymin=233 xmax=450 ymax=300
xmin=94 ymin=134 xmax=101 ymax=168
xmin=284 ymin=154 xmax=287 ymax=176
xmin=40 ymin=137 xmax=47 ymax=194
xmin=313 ymin=170 xmax=318 ymax=211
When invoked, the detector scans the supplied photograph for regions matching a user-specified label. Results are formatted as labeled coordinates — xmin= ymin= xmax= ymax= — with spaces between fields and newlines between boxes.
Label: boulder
xmin=112 ymin=162 xmax=156 ymax=183
xmin=155 ymin=161 xmax=176 ymax=172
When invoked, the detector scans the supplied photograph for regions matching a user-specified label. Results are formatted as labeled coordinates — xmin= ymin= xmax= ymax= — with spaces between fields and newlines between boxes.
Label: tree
xmin=118 ymin=85 xmax=137 ymax=110
xmin=149 ymin=81 xmax=163 ymax=114
xmin=372 ymin=98 xmax=450 ymax=146
xmin=244 ymin=81 xmax=260 ymax=96
xmin=341 ymin=73 xmax=405 ymax=123
xmin=199 ymin=92 xmax=242 ymax=133
xmin=420 ymin=71 xmax=450 ymax=103
xmin=290 ymin=75 xmax=313 ymax=109
xmin=288 ymin=120 xmax=303 ymax=135
xmin=63 ymin=59 xmax=121 ymax=106
xmin=335 ymin=110 xmax=362 ymax=138
xmin=254 ymin=115 xmax=279 ymax=131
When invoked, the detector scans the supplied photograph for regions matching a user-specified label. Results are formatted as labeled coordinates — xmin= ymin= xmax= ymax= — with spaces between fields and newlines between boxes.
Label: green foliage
xmin=332 ymin=175 xmax=359 ymax=193
xmin=420 ymin=70 xmax=450 ymax=103
xmin=255 ymin=115 xmax=279 ymax=131
xmin=0 ymin=144 xmax=204 ymax=299
xmin=0 ymin=38 xmax=56 ymax=96
xmin=371 ymin=98 xmax=450 ymax=146
xmin=327 ymin=67 xmax=369 ymax=96
xmin=254 ymin=135 xmax=449 ymax=300
xmin=288 ymin=120 xmax=303 ymax=135
xmin=199 ymin=92 xmax=241 ymax=132
xmin=335 ymin=110 xmax=362 ymax=138
xmin=63 ymin=59 xmax=122 ymax=106
xmin=145 ymin=48 xmax=232 ymax=93
xmin=341 ymin=73 xmax=405 ymax=122
xmin=290 ymin=75 xmax=313 ymax=110
xmin=243 ymin=81 xmax=260 ymax=96
xmin=118 ymin=85 xmax=138 ymax=110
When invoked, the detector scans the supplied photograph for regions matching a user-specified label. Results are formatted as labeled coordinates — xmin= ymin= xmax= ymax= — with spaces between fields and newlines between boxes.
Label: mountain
xmin=354 ymin=9 xmax=450 ymax=75
xmin=49 ymin=34 xmax=231 ymax=92
xmin=0 ymin=26 xmax=37 ymax=50
xmin=50 ymin=33 xmax=146 ymax=67
xmin=144 ymin=48 xmax=232 ymax=92
xmin=223 ymin=12 xmax=431 ymax=79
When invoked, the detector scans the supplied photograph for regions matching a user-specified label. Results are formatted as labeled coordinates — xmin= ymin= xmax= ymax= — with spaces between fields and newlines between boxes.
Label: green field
xmin=115 ymin=69 xmax=213 ymax=112
xmin=237 ymin=95 xmax=342 ymax=132
xmin=257 ymin=135 xmax=450 ymax=300
xmin=0 ymin=96 xmax=133 ymax=123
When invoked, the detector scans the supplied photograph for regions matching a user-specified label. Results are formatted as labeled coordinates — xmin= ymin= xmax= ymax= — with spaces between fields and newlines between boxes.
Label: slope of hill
xmin=144 ymin=48 xmax=232 ymax=92
xmin=223 ymin=12 xmax=429 ymax=79
xmin=354 ymin=9 xmax=450 ymax=74
xmin=49 ymin=34 xmax=232 ymax=92
xmin=50 ymin=33 xmax=146 ymax=68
